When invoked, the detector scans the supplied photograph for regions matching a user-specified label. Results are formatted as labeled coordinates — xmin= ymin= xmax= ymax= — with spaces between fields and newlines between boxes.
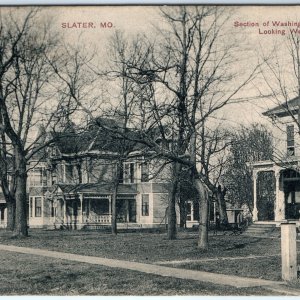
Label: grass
xmin=175 ymin=256 xmax=283 ymax=281
xmin=0 ymin=229 xmax=282 ymax=263
xmin=0 ymin=228 xmax=298 ymax=295
xmin=0 ymin=249 xmax=284 ymax=295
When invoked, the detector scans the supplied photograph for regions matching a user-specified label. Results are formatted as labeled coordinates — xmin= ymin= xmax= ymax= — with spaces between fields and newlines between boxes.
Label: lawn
xmin=0 ymin=250 xmax=281 ymax=296
xmin=0 ymin=228 xmax=298 ymax=295
xmin=0 ymin=229 xmax=282 ymax=263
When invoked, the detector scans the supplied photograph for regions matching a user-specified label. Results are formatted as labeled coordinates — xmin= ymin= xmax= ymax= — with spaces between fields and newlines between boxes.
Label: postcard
xmin=0 ymin=5 xmax=299 ymax=296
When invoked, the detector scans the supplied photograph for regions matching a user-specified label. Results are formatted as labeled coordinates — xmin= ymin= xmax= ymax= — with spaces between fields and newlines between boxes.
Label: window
xmin=29 ymin=197 xmax=33 ymax=217
xmin=141 ymin=163 xmax=149 ymax=182
xmin=0 ymin=208 xmax=4 ymax=222
xmin=287 ymin=124 xmax=295 ymax=156
xmin=65 ymin=164 xmax=74 ymax=181
xmin=51 ymin=172 xmax=57 ymax=185
xmin=51 ymin=147 xmax=57 ymax=157
xmin=120 ymin=163 xmax=135 ymax=184
xmin=29 ymin=167 xmax=47 ymax=187
xmin=35 ymin=197 xmax=42 ymax=217
xmin=142 ymin=194 xmax=149 ymax=216
xmin=50 ymin=201 xmax=55 ymax=217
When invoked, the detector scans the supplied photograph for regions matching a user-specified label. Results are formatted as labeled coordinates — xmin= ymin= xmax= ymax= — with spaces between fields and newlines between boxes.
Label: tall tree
xmin=258 ymin=30 xmax=300 ymax=148
xmin=0 ymin=8 xmax=71 ymax=236
xmin=55 ymin=7 xmax=259 ymax=249
xmin=120 ymin=6 xmax=259 ymax=247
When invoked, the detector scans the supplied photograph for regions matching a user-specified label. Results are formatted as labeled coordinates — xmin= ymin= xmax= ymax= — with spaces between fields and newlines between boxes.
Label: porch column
xmin=108 ymin=195 xmax=112 ymax=214
xmin=79 ymin=194 xmax=83 ymax=224
xmin=253 ymin=170 xmax=258 ymax=221
xmin=41 ymin=196 xmax=44 ymax=219
xmin=213 ymin=200 xmax=216 ymax=223
xmin=275 ymin=168 xmax=281 ymax=221
xmin=63 ymin=198 xmax=67 ymax=224
xmin=109 ymin=195 xmax=112 ymax=223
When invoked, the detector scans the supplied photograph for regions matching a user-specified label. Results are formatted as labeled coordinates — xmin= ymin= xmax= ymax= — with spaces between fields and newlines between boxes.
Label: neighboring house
xmin=251 ymin=97 xmax=300 ymax=224
xmin=25 ymin=118 xmax=177 ymax=229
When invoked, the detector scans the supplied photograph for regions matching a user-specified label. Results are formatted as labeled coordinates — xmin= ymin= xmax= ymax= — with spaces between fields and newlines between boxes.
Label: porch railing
xmin=86 ymin=214 xmax=112 ymax=224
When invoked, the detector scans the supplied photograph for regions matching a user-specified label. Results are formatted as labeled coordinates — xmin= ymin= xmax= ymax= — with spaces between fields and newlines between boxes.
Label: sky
xmin=4 ymin=5 xmax=300 ymax=130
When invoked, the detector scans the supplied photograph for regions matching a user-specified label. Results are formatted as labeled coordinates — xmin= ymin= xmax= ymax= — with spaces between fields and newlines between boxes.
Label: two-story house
xmin=251 ymin=97 xmax=300 ymax=224
xmin=27 ymin=118 xmax=177 ymax=229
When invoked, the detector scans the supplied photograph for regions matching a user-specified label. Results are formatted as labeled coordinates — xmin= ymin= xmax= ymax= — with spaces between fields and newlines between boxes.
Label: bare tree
xmin=257 ymin=31 xmax=300 ymax=149
xmin=53 ymin=7 xmax=259 ymax=249
xmin=118 ymin=6 xmax=259 ymax=247
xmin=0 ymin=8 xmax=74 ymax=236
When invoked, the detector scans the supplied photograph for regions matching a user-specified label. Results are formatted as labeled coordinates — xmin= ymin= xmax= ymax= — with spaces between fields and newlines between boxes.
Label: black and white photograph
xmin=0 ymin=4 xmax=299 ymax=296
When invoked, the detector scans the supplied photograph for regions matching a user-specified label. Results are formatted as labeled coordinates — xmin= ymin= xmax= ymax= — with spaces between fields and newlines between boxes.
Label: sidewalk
xmin=0 ymin=243 xmax=286 ymax=289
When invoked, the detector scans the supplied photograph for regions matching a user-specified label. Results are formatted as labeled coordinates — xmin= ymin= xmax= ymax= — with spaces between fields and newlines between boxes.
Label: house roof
xmin=263 ymin=96 xmax=300 ymax=117
xmin=52 ymin=118 xmax=141 ymax=156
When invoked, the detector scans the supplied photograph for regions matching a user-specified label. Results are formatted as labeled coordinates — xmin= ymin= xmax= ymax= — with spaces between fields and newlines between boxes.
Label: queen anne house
xmin=251 ymin=97 xmax=300 ymax=224
xmin=23 ymin=118 xmax=179 ymax=230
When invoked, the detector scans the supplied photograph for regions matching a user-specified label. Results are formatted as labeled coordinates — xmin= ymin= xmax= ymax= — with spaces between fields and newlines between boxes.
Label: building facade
xmin=25 ymin=120 xmax=178 ymax=229
xmin=251 ymin=97 xmax=300 ymax=224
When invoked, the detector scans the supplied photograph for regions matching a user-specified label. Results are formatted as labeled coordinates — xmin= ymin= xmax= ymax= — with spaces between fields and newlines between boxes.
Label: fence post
xmin=281 ymin=222 xmax=297 ymax=281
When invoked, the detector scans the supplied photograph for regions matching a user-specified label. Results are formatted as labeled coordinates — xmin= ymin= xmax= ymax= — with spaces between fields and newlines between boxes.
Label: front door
xmin=285 ymin=182 xmax=300 ymax=219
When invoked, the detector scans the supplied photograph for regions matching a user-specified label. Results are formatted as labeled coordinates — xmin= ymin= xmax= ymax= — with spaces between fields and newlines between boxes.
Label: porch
xmin=50 ymin=194 xmax=137 ymax=229
xmin=40 ymin=183 xmax=138 ymax=229
xmin=252 ymin=159 xmax=300 ymax=223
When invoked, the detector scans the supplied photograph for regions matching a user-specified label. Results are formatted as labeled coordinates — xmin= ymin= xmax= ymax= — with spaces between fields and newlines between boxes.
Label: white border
xmin=0 ymin=0 xmax=299 ymax=5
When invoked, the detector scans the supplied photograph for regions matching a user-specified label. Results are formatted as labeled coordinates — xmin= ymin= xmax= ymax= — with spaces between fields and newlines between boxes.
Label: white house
xmin=251 ymin=97 xmax=300 ymax=224
xmin=25 ymin=119 xmax=178 ymax=229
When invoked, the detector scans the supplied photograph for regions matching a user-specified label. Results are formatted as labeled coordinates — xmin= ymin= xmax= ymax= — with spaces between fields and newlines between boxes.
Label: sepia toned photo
xmin=0 ymin=4 xmax=300 ymax=296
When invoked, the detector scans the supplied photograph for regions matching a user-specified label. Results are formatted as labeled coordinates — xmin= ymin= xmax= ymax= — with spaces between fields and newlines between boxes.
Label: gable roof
xmin=263 ymin=96 xmax=300 ymax=117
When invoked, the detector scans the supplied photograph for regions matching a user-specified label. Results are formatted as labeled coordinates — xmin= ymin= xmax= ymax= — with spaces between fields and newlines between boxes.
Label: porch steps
xmin=244 ymin=224 xmax=280 ymax=237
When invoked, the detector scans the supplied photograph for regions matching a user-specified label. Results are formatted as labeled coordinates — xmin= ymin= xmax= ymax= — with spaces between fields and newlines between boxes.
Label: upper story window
xmin=49 ymin=146 xmax=58 ymax=157
xmin=119 ymin=162 xmax=135 ymax=184
xmin=28 ymin=167 xmax=47 ymax=187
xmin=64 ymin=162 xmax=82 ymax=184
xmin=141 ymin=163 xmax=149 ymax=182
xmin=287 ymin=124 xmax=295 ymax=156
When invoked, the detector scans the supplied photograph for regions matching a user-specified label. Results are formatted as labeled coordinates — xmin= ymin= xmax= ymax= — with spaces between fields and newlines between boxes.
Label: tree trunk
xmin=168 ymin=163 xmax=179 ymax=240
xmin=179 ymin=197 xmax=186 ymax=228
xmin=216 ymin=185 xmax=228 ymax=225
xmin=6 ymin=199 xmax=15 ymax=231
xmin=168 ymin=184 xmax=177 ymax=240
xmin=13 ymin=148 xmax=28 ymax=237
xmin=195 ymin=179 xmax=209 ymax=250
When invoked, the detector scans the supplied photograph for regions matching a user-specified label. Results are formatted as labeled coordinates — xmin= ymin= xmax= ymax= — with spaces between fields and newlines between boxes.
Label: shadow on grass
xmin=225 ymin=238 xmax=263 ymax=251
